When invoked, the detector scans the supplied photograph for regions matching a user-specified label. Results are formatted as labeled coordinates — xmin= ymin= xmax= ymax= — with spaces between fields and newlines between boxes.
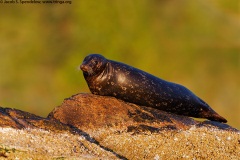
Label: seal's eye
xmin=92 ymin=60 xmax=98 ymax=65
xmin=93 ymin=60 xmax=98 ymax=65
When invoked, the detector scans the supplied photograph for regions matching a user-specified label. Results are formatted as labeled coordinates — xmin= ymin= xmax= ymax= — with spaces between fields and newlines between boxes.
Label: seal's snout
xmin=80 ymin=64 xmax=87 ymax=71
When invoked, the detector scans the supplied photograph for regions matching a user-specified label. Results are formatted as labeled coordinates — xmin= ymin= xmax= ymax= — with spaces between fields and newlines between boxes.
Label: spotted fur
xmin=80 ymin=54 xmax=227 ymax=123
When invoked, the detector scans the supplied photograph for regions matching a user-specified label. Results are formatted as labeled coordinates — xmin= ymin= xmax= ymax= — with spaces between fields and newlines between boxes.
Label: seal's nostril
xmin=80 ymin=65 xmax=86 ymax=71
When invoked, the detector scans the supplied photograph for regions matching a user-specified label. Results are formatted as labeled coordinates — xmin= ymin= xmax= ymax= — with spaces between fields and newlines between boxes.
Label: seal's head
xmin=80 ymin=54 xmax=107 ymax=77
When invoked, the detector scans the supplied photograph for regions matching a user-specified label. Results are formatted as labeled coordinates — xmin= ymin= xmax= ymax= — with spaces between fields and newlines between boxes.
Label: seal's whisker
xmin=76 ymin=65 xmax=81 ymax=72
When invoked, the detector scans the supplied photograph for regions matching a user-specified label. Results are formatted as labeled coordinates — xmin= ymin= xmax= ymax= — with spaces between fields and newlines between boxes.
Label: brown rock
xmin=48 ymin=93 xmax=237 ymax=133
xmin=48 ymin=93 xmax=240 ymax=159
xmin=0 ymin=107 xmax=76 ymax=132
xmin=0 ymin=107 xmax=125 ymax=159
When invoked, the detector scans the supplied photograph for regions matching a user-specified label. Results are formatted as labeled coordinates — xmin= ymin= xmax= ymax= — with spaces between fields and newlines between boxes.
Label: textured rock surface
xmin=0 ymin=93 xmax=239 ymax=159
xmin=49 ymin=93 xmax=237 ymax=133
xmin=0 ymin=107 xmax=123 ymax=159
xmin=48 ymin=93 xmax=240 ymax=159
xmin=0 ymin=128 xmax=118 ymax=159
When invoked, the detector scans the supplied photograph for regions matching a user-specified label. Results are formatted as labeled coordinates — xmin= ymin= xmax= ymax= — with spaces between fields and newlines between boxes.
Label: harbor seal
xmin=80 ymin=54 xmax=227 ymax=123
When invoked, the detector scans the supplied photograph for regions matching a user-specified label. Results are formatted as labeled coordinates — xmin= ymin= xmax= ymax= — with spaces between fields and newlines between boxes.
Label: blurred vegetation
xmin=0 ymin=0 xmax=239 ymax=129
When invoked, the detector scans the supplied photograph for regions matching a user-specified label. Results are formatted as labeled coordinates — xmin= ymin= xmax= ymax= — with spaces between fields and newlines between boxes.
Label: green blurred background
xmin=0 ymin=1 xmax=239 ymax=129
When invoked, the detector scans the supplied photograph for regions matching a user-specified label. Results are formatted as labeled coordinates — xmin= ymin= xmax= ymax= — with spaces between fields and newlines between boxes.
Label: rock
xmin=0 ymin=127 xmax=119 ymax=159
xmin=0 ymin=93 xmax=239 ymax=159
xmin=0 ymin=107 xmax=125 ymax=159
xmin=0 ymin=107 xmax=73 ymax=131
xmin=48 ymin=93 xmax=240 ymax=159
xmin=48 ymin=93 xmax=237 ymax=133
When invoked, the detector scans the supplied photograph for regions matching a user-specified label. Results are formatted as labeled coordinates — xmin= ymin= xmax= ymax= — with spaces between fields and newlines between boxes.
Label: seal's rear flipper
xmin=201 ymin=106 xmax=227 ymax=123
xmin=208 ymin=113 xmax=227 ymax=123
xmin=198 ymin=98 xmax=227 ymax=123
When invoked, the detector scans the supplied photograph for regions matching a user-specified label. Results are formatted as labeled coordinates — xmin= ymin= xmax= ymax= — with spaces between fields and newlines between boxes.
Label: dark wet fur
xmin=85 ymin=68 xmax=95 ymax=76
